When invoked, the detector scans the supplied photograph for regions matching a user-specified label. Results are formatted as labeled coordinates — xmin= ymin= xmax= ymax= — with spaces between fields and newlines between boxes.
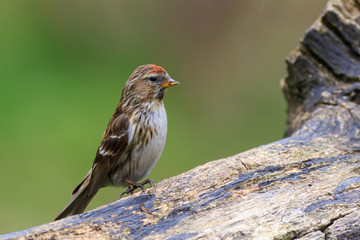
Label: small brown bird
xmin=55 ymin=64 xmax=179 ymax=220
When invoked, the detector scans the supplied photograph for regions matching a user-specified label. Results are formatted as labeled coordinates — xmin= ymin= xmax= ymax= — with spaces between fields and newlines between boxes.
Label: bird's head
xmin=121 ymin=64 xmax=180 ymax=105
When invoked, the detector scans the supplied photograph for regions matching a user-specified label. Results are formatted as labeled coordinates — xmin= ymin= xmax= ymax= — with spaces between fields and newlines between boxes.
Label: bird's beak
xmin=161 ymin=78 xmax=180 ymax=88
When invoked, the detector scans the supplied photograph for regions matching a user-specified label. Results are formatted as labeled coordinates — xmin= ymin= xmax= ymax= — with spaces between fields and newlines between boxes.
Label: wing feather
xmin=88 ymin=113 xmax=130 ymax=194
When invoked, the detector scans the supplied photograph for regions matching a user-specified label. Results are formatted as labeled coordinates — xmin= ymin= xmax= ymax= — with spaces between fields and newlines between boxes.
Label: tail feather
xmin=55 ymin=171 xmax=98 ymax=221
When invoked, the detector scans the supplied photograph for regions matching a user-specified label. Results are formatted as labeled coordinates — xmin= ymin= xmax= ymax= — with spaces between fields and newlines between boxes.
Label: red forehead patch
xmin=148 ymin=64 xmax=166 ymax=74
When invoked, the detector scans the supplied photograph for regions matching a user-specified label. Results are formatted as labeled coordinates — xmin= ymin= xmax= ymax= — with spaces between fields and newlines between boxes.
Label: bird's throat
xmin=156 ymin=88 xmax=165 ymax=100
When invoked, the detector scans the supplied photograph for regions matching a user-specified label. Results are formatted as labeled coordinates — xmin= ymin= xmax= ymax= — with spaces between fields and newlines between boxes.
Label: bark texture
xmin=2 ymin=0 xmax=360 ymax=239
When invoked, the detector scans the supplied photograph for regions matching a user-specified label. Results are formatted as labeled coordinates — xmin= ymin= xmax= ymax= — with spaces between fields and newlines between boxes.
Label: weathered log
xmin=2 ymin=0 xmax=360 ymax=239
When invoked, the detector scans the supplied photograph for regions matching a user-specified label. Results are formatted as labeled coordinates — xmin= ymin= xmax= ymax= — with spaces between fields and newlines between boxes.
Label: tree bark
xmin=2 ymin=0 xmax=360 ymax=239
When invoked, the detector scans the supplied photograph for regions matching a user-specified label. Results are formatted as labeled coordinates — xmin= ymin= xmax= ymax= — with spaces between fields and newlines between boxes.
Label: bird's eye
xmin=149 ymin=76 xmax=157 ymax=82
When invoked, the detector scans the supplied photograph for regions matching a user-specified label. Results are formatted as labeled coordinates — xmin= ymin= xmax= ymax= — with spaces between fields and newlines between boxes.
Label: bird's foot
xmin=119 ymin=178 xmax=155 ymax=198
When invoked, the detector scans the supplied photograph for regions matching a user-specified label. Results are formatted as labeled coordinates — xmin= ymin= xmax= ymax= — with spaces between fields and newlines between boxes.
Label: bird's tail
xmin=55 ymin=169 xmax=98 ymax=220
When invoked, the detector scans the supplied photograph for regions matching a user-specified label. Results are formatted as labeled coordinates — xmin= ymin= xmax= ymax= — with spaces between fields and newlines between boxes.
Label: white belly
xmin=111 ymin=104 xmax=167 ymax=186
xmin=132 ymin=126 xmax=167 ymax=180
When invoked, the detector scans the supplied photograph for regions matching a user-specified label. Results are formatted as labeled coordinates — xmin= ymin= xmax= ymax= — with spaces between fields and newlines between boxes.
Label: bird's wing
xmin=73 ymin=113 xmax=131 ymax=196
xmin=95 ymin=113 xmax=130 ymax=161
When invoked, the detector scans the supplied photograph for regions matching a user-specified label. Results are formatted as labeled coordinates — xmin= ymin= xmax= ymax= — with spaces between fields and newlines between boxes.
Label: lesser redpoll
xmin=55 ymin=64 xmax=179 ymax=220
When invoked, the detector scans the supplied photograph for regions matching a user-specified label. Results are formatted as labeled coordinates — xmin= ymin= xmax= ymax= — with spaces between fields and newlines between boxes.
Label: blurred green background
xmin=0 ymin=0 xmax=328 ymax=234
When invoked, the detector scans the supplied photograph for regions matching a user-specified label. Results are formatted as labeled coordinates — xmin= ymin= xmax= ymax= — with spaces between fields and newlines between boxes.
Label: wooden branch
xmin=2 ymin=0 xmax=360 ymax=239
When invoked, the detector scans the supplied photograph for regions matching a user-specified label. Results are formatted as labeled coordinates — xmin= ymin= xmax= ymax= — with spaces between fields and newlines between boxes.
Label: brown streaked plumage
xmin=55 ymin=64 xmax=179 ymax=220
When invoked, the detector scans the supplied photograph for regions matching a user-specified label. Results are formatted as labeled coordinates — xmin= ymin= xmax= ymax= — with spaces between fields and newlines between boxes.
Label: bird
xmin=55 ymin=64 xmax=179 ymax=220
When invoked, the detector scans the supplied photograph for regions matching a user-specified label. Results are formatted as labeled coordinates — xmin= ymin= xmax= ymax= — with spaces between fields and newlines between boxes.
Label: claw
xmin=119 ymin=188 xmax=132 ymax=199
xmin=148 ymin=179 xmax=155 ymax=187
xmin=119 ymin=178 xmax=155 ymax=199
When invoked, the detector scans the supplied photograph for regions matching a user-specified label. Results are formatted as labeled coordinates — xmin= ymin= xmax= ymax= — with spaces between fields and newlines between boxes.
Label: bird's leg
xmin=119 ymin=179 xmax=155 ymax=198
